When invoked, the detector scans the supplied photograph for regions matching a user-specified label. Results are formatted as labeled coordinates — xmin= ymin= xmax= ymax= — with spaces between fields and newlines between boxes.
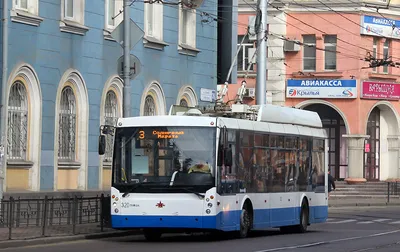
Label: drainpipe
xmin=0 ymin=0 xmax=9 ymax=200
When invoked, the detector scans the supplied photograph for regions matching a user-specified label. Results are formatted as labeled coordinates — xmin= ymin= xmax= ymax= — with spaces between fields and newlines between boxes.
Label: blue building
xmin=0 ymin=0 xmax=217 ymax=192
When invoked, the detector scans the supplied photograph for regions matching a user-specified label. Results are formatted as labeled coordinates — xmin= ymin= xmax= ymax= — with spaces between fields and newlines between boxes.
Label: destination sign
xmin=138 ymin=130 xmax=185 ymax=139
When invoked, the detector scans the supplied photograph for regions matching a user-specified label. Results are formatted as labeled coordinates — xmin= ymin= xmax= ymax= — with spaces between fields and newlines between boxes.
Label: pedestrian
xmin=328 ymin=170 xmax=336 ymax=199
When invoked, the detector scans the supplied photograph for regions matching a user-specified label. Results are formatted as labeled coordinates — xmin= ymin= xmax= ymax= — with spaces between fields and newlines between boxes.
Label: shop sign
xmin=360 ymin=15 xmax=400 ymax=39
xmin=361 ymin=81 xmax=400 ymax=100
xmin=286 ymin=79 xmax=357 ymax=99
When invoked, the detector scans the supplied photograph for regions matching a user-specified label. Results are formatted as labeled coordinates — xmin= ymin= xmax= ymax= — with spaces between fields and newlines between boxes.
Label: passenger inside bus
xmin=188 ymin=161 xmax=211 ymax=173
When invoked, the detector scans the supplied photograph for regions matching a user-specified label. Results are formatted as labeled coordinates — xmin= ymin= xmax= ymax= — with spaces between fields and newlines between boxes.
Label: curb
xmin=0 ymin=230 xmax=142 ymax=249
xmin=329 ymin=202 xmax=400 ymax=208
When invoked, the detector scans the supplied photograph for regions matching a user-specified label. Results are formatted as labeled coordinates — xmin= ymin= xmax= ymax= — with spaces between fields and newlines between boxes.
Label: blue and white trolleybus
xmin=98 ymin=104 xmax=329 ymax=240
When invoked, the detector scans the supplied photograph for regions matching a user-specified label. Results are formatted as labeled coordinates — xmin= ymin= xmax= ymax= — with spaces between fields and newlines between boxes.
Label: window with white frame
xmin=7 ymin=81 xmax=28 ymax=161
xmin=303 ymin=35 xmax=316 ymax=71
xmin=61 ymin=0 xmax=85 ymax=25
xmin=324 ymin=35 xmax=337 ymax=71
xmin=383 ymin=39 xmax=390 ymax=74
xmin=373 ymin=38 xmax=378 ymax=72
xmin=58 ymin=86 xmax=76 ymax=161
xmin=179 ymin=5 xmax=196 ymax=48
xmin=11 ymin=0 xmax=42 ymax=26
xmin=15 ymin=0 xmax=28 ymax=10
xmin=144 ymin=95 xmax=157 ymax=116
xmin=104 ymin=90 xmax=119 ymax=162
xmin=105 ymin=0 xmax=123 ymax=30
xmin=65 ymin=0 xmax=74 ymax=19
xmin=144 ymin=1 xmax=163 ymax=41
xmin=237 ymin=35 xmax=257 ymax=72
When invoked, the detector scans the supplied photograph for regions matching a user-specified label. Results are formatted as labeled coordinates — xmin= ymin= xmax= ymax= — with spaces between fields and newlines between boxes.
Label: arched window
xmin=7 ymin=81 xmax=28 ymax=160
xmin=58 ymin=86 xmax=76 ymax=161
xmin=104 ymin=90 xmax=119 ymax=162
xmin=144 ymin=95 xmax=156 ymax=116
xmin=180 ymin=98 xmax=188 ymax=107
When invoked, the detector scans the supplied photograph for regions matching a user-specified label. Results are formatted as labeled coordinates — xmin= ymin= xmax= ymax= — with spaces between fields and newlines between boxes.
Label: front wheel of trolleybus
xmin=239 ymin=207 xmax=252 ymax=238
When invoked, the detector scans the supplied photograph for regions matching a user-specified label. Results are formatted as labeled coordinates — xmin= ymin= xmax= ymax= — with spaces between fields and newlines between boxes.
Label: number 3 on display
xmin=139 ymin=130 xmax=145 ymax=139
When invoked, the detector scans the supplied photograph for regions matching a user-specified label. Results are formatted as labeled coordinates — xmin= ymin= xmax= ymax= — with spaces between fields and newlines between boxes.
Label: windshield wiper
xmin=175 ymin=187 xmax=205 ymax=199
xmin=121 ymin=182 xmax=158 ymax=197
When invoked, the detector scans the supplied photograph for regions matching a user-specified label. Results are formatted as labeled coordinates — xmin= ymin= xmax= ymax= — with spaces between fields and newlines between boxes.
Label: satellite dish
xmin=181 ymin=0 xmax=204 ymax=9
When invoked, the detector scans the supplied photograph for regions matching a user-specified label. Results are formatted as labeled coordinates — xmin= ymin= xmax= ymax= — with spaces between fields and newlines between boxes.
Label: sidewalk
xmin=328 ymin=197 xmax=400 ymax=207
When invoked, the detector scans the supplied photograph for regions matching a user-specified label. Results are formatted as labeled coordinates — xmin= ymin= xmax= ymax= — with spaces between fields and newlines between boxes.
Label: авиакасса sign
xmin=286 ymin=79 xmax=357 ymax=98
xmin=360 ymin=15 xmax=400 ymax=39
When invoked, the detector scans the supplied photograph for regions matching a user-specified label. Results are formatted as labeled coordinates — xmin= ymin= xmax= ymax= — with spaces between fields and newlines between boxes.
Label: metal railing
xmin=387 ymin=182 xmax=400 ymax=203
xmin=0 ymin=194 xmax=111 ymax=240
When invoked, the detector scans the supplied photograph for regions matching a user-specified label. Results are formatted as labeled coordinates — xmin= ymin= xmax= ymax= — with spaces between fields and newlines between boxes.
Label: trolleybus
xmin=98 ymin=104 xmax=329 ymax=241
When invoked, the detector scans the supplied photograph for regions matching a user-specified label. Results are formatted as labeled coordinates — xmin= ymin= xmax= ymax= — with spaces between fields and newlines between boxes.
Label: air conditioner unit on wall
xmin=283 ymin=40 xmax=300 ymax=52
xmin=244 ymin=88 xmax=255 ymax=98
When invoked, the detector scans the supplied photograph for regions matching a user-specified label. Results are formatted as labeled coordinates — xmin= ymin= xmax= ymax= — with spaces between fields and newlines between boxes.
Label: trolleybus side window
xmin=298 ymin=138 xmax=311 ymax=192
xmin=312 ymin=139 xmax=325 ymax=193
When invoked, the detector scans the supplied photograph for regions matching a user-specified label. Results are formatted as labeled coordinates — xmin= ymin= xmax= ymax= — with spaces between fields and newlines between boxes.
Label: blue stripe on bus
xmin=111 ymin=206 xmax=328 ymax=231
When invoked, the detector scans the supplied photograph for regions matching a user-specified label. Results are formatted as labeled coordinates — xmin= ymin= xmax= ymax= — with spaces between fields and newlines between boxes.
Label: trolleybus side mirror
xmin=98 ymin=135 xmax=106 ymax=155
xmin=224 ymin=147 xmax=233 ymax=167
xmin=217 ymin=145 xmax=223 ymax=166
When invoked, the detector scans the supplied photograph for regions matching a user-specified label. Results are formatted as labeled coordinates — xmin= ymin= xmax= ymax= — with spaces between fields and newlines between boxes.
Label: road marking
xmin=253 ymin=230 xmax=400 ymax=252
xmin=357 ymin=221 xmax=374 ymax=224
xmin=389 ymin=220 xmax=400 ymax=224
xmin=328 ymin=219 xmax=357 ymax=224
xmin=372 ymin=219 xmax=391 ymax=222
xmin=326 ymin=218 xmax=335 ymax=221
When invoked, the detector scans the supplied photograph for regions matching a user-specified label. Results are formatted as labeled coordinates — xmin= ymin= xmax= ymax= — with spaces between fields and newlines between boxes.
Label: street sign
xmin=117 ymin=54 xmax=142 ymax=80
xmin=111 ymin=18 xmax=144 ymax=50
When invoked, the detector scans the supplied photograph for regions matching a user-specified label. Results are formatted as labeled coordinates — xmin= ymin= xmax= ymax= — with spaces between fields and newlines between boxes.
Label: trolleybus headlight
xmin=113 ymin=202 xmax=117 ymax=206
xmin=210 ymin=195 xmax=214 ymax=200
xmin=206 ymin=198 xmax=210 ymax=202
xmin=115 ymin=208 xmax=119 ymax=213
xmin=115 ymin=197 xmax=119 ymax=201
xmin=208 ymin=203 xmax=212 ymax=208
xmin=206 ymin=209 xmax=211 ymax=214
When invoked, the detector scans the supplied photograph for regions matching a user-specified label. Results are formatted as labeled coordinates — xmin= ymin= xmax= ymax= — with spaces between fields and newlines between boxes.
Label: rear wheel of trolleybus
xmin=280 ymin=199 xmax=309 ymax=234
xmin=143 ymin=229 xmax=162 ymax=241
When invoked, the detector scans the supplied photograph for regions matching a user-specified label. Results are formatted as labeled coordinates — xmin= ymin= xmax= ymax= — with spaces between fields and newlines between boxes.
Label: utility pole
xmin=255 ymin=0 xmax=267 ymax=105
xmin=123 ymin=0 xmax=131 ymax=117
xmin=0 ymin=0 xmax=9 ymax=200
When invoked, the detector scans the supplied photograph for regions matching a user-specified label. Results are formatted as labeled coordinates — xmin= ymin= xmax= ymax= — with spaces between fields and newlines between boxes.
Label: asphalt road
xmin=2 ymin=206 xmax=400 ymax=252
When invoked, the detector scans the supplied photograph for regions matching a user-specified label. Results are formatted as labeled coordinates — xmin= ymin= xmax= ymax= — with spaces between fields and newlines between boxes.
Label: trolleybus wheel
xmin=239 ymin=207 xmax=251 ymax=238
xmin=143 ymin=229 xmax=162 ymax=241
xmin=295 ymin=200 xmax=309 ymax=233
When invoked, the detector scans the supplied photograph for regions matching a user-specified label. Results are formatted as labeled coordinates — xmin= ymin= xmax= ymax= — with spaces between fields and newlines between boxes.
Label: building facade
xmin=1 ymin=0 xmax=218 ymax=192
xmin=229 ymin=1 xmax=286 ymax=105
xmin=283 ymin=1 xmax=400 ymax=182
xmin=223 ymin=1 xmax=400 ymax=182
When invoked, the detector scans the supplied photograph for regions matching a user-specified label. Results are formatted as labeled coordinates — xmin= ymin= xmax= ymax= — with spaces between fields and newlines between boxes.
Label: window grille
xmin=7 ymin=81 xmax=28 ymax=160
xmin=144 ymin=95 xmax=156 ymax=116
xmin=104 ymin=91 xmax=118 ymax=162
xmin=180 ymin=99 xmax=188 ymax=107
xmin=58 ymin=86 xmax=76 ymax=161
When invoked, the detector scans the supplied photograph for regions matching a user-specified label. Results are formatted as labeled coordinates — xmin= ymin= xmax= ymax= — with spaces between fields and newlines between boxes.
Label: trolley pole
xmin=255 ymin=0 xmax=268 ymax=105
xmin=123 ymin=0 xmax=131 ymax=117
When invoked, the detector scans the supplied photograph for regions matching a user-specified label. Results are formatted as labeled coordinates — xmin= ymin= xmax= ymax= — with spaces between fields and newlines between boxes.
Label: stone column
xmin=342 ymin=134 xmax=369 ymax=184
xmin=387 ymin=135 xmax=400 ymax=179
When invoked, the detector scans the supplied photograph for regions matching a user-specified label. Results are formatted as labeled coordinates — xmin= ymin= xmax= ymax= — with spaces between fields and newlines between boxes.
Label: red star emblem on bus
xmin=156 ymin=201 xmax=165 ymax=208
